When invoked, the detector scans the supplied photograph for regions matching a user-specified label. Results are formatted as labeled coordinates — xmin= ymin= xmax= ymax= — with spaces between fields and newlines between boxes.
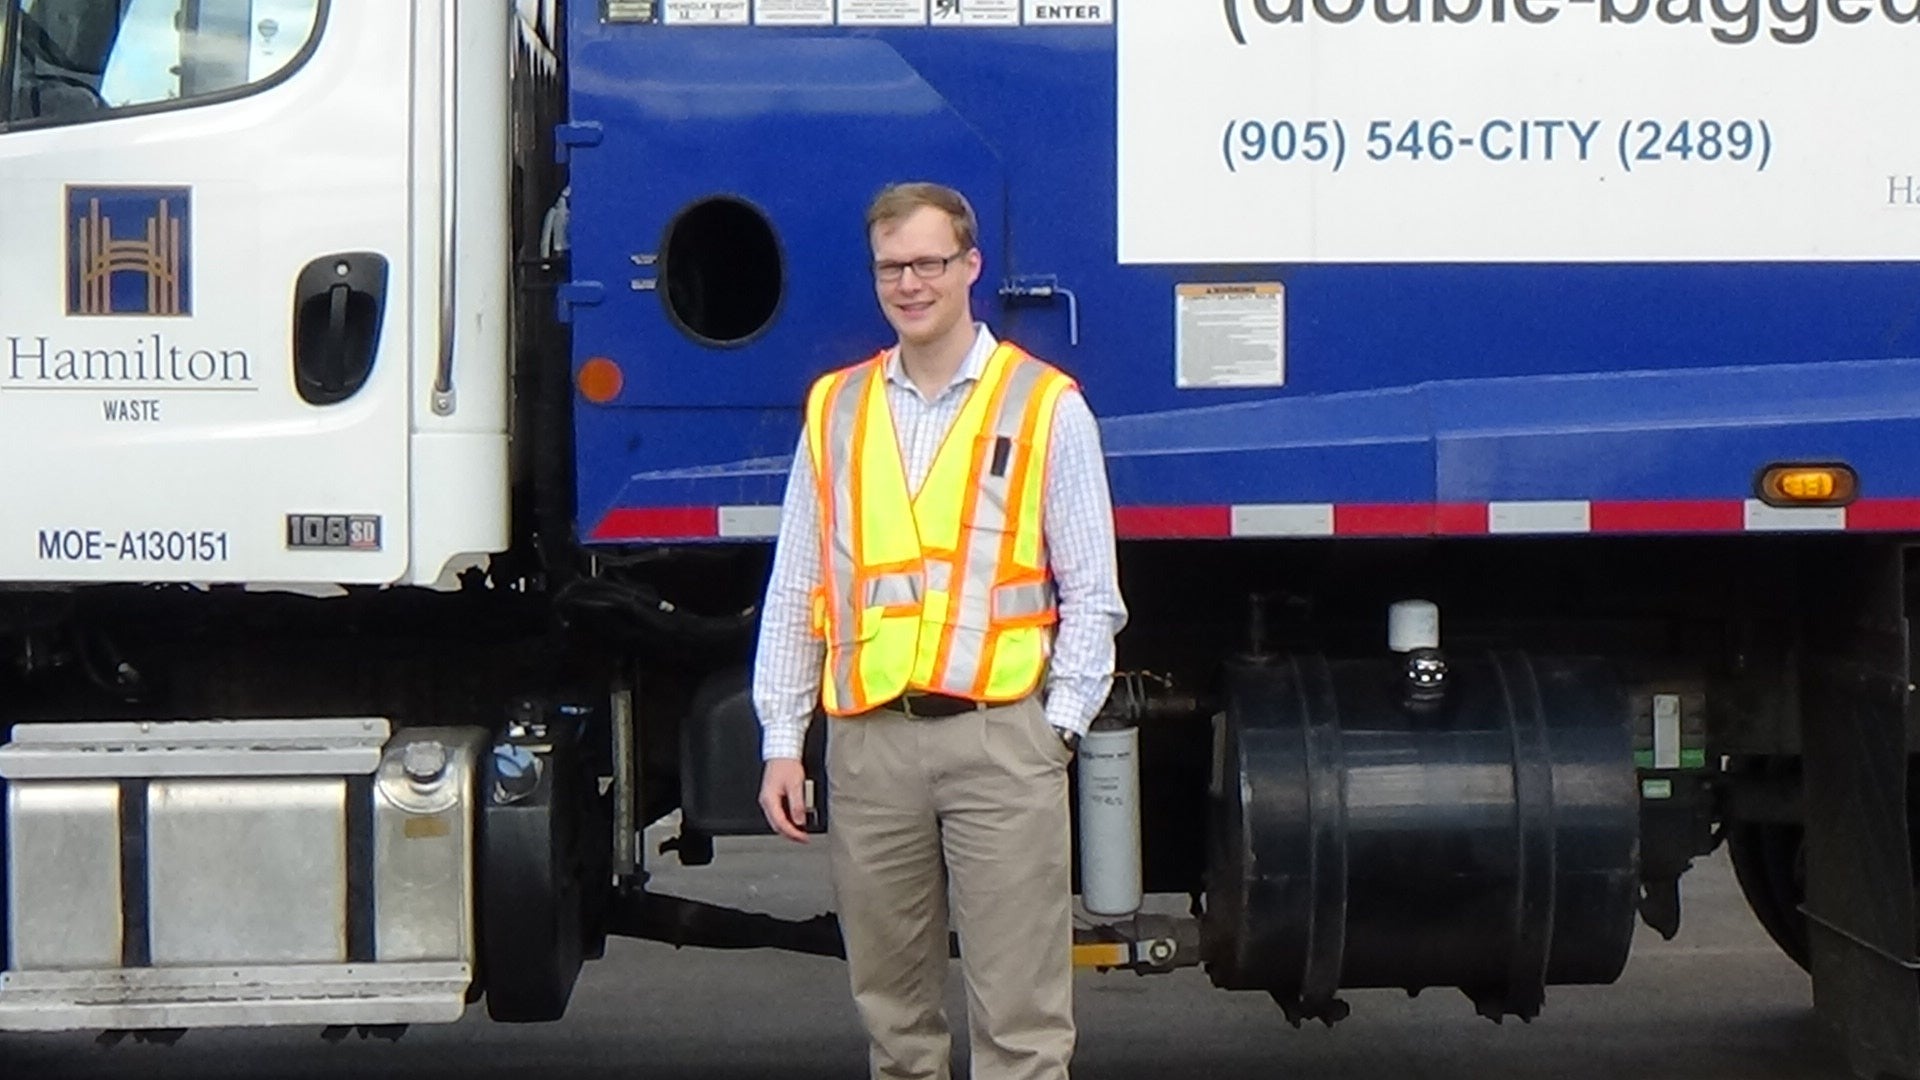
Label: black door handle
xmin=293 ymin=253 xmax=388 ymax=406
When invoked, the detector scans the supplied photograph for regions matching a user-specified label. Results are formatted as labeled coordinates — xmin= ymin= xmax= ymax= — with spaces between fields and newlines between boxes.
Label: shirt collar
xmin=883 ymin=324 xmax=998 ymax=398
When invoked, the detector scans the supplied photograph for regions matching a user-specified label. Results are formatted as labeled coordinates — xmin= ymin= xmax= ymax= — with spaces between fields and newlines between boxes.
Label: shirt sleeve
xmin=752 ymin=440 xmax=826 ymax=760
xmin=1040 ymin=389 xmax=1128 ymax=737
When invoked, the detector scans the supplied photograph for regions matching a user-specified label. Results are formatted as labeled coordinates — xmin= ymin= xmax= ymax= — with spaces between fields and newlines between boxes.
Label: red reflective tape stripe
xmin=1334 ymin=504 xmax=1431 ymax=536
xmin=1591 ymin=500 xmax=1742 ymax=533
xmin=1847 ymin=499 xmax=1920 ymax=531
xmin=1433 ymin=503 xmax=1489 ymax=535
xmin=587 ymin=507 xmax=719 ymax=541
xmin=591 ymin=497 xmax=1920 ymax=544
xmin=1115 ymin=506 xmax=1231 ymax=538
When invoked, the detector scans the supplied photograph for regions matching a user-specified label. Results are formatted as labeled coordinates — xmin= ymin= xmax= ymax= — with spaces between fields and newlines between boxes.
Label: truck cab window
xmin=6 ymin=0 xmax=321 ymax=127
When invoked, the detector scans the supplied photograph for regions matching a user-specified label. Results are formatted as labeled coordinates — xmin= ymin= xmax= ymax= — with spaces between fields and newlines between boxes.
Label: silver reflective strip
xmin=977 ymin=356 xmax=1050 ymax=523
xmin=940 ymin=357 xmax=1052 ymax=693
xmin=993 ymin=358 xmax=1047 ymax=439
xmin=992 ymin=581 xmax=1055 ymax=621
xmin=864 ymin=571 xmax=925 ymax=608
xmin=824 ymin=369 xmax=871 ymax=705
xmin=942 ymin=626 xmax=990 ymax=693
xmin=926 ymin=559 xmax=953 ymax=596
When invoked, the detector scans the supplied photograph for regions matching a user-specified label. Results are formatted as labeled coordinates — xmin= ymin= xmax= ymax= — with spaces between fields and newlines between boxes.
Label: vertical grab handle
xmin=323 ymin=283 xmax=350 ymax=391
xmin=430 ymin=1 xmax=459 ymax=417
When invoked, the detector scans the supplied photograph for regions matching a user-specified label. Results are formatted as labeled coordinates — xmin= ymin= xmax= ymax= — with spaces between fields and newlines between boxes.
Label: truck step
xmin=0 ymin=962 xmax=470 ymax=1031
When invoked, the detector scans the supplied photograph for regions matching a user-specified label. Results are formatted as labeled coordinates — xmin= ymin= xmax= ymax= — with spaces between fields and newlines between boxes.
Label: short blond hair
xmin=866 ymin=182 xmax=978 ymax=252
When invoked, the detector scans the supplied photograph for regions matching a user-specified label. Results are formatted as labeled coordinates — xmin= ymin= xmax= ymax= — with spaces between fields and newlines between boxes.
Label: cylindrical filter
xmin=1077 ymin=722 xmax=1143 ymax=917
xmin=1387 ymin=599 xmax=1440 ymax=653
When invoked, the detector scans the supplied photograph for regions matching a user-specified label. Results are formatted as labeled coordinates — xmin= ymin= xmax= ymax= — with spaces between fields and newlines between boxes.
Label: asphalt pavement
xmin=0 ymin=821 xmax=1843 ymax=1080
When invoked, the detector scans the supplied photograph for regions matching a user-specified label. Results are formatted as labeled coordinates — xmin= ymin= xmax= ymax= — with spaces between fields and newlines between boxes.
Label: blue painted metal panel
xmin=564 ymin=13 xmax=1920 ymax=536
xmin=566 ymin=34 xmax=1008 ymax=410
xmin=1431 ymin=357 xmax=1920 ymax=503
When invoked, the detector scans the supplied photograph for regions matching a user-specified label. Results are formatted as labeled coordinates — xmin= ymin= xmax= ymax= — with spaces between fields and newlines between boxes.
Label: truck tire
xmin=1724 ymin=816 xmax=1810 ymax=972
xmin=1722 ymin=754 xmax=1920 ymax=975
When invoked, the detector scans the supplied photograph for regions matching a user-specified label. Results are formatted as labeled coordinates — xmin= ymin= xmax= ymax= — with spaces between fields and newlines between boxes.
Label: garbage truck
xmin=3 ymin=0 xmax=1919 ymax=1074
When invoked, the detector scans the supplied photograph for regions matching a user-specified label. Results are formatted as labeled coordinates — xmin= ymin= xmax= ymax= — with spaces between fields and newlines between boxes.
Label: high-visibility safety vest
xmin=805 ymin=342 xmax=1075 ymax=717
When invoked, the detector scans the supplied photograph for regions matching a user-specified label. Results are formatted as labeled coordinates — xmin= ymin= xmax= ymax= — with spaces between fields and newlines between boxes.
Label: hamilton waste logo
xmin=0 ymin=183 xmax=249 ymax=392
xmin=66 ymin=185 xmax=192 ymax=318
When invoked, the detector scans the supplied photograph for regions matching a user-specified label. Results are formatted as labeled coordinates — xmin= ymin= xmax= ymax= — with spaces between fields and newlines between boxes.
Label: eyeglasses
xmin=873 ymin=251 xmax=968 ymax=283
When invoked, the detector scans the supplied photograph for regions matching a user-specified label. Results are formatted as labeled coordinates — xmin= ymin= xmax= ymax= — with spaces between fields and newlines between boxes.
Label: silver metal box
xmin=0 ymin=719 xmax=484 ymax=1030
xmin=147 ymin=777 xmax=349 ymax=965
xmin=4 ymin=781 xmax=122 ymax=970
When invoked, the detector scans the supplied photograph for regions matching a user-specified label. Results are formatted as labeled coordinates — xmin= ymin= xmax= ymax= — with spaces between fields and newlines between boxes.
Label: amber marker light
xmin=576 ymin=357 xmax=625 ymax=404
xmin=1756 ymin=463 xmax=1858 ymax=508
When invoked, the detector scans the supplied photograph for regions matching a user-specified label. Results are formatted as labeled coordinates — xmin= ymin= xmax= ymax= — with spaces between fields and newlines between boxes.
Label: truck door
xmin=0 ymin=0 xmax=414 ymax=585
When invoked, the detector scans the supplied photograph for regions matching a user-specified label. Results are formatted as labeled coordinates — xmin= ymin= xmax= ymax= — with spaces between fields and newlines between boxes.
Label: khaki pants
xmin=827 ymin=695 xmax=1076 ymax=1080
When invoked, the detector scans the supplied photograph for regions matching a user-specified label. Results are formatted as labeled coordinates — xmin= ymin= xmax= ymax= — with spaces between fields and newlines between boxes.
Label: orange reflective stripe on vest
xmin=805 ymin=343 xmax=1072 ymax=716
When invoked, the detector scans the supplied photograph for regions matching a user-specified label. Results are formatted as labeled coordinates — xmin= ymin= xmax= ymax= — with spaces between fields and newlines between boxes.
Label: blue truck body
xmin=561 ymin=15 xmax=1920 ymax=542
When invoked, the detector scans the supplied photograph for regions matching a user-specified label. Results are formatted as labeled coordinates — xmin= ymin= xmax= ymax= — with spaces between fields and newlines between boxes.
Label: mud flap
xmin=1800 ymin=541 xmax=1920 ymax=1080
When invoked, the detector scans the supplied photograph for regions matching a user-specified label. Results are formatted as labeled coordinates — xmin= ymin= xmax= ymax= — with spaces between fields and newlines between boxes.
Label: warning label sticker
xmin=753 ymin=0 xmax=832 ymax=23
xmin=1175 ymin=284 xmax=1286 ymax=389
xmin=664 ymin=0 xmax=750 ymax=22
xmin=931 ymin=0 xmax=1020 ymax=24
xmin=838 ymin=0 xmax=929 ymax=23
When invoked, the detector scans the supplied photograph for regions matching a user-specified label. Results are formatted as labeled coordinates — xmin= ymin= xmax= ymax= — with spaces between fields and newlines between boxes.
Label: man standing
xmin=754 ymin=182 xmax=1127 ymax=1080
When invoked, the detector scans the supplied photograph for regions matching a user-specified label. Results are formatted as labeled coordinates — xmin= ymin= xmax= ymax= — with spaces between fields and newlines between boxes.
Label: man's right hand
xmin=759 ymin=757 xmax=811 ymax=843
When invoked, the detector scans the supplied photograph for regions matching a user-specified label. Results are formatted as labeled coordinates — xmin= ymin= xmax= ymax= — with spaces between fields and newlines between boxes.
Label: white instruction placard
xmin=1026 ymin=0 xmax=1111 ymax=22
xmin=839 ymin=0 xmax=929 ymax=23
xmin=754 ymin=0 xmax=832 ymax=23
xmin=664 ymin=0 xmax=749 ymax=22
xmin=1117 ymin=1 xmax=1920 ymax=263
xmin=1175 ymin=284 xmax=1286 ymax=388
xmin=931 ymin=0 xmax=1021 ymax=25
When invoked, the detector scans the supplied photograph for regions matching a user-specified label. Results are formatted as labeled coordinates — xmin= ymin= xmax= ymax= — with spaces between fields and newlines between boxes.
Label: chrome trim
xmin=430 ymin=1 xmax=459 ymax=417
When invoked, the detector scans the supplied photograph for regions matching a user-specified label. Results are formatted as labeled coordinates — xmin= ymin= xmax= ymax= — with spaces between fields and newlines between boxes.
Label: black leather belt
xmin=879 ymin=692 xmax=990 ymax=719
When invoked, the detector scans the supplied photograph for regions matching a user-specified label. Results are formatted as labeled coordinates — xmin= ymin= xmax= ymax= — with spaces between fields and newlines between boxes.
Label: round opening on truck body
xmin=659 ymin=196 xmax=785 ymax=347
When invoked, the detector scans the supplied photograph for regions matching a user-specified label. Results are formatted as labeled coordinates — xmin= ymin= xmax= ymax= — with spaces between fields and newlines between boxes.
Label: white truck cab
xmin=2 ymin=0 xmax=513 ymax=589
xmin=0 ymin=1 xmax=584 ymax=1034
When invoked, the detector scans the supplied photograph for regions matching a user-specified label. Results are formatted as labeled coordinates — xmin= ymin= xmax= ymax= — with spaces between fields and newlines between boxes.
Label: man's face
xmin=871 ymin=206 xmax=982 ymax=350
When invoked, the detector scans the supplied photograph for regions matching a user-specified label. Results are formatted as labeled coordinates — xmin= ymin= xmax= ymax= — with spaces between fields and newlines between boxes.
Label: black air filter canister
xmin=1204 ymin=652 xmax=1637 ymax=1022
